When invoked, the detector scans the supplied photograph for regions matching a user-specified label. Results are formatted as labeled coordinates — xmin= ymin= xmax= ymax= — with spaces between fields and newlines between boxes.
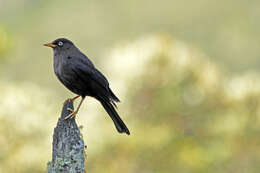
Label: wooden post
xmin=47 ymin=100 xmax=86 ymax=173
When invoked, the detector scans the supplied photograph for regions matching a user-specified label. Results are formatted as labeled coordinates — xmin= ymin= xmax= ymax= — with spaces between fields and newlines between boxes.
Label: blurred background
xmin=1 ymin=0 xmax=260 ymax=172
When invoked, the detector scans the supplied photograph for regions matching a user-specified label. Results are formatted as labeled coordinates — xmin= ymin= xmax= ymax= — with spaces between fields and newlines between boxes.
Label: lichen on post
xmin=47 ymin=100 xmax=87 ymax=173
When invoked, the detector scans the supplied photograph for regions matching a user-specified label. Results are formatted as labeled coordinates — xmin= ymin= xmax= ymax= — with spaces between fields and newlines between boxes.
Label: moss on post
xmin=47 ymin=100 xmax=86 ymax=173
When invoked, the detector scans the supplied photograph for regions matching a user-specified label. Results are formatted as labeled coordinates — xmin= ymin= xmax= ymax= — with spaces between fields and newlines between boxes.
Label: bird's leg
xmin=71 ymin=95 xmax=81 ymax=101
xmin=65 ymin=97 xmax=85 ymax=120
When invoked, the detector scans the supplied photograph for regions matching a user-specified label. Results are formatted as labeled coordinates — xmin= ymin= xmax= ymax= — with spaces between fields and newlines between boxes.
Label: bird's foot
xmin=64 ymin=95 xmax=82 ymax=120
xmin=64 ymin=110 xmax=78 ymax=120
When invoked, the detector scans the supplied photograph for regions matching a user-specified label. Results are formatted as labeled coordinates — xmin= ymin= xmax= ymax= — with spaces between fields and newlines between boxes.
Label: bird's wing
xmin=69 ymin=56 xmax=110 ymax=93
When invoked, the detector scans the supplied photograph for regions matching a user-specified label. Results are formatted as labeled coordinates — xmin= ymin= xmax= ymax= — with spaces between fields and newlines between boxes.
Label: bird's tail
xmin=99 ymin=98 xmax=130 ymax=135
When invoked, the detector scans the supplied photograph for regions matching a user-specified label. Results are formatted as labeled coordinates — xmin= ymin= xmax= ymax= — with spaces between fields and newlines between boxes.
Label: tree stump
xmin=47 ymin=100 xmax=86 ymax=173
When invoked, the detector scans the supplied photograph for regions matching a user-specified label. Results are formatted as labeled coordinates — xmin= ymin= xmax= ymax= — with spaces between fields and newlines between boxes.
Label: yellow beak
xmin=43 ymin=43 xmax=56 ymax=48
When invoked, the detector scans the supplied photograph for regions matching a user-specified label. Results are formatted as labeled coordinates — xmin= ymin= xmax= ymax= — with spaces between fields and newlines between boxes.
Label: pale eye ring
xmin=58 ymin=41 xmax=63 ymax=46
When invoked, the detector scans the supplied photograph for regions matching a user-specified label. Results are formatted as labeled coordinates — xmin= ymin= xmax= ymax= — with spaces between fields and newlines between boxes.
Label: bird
xmin=44 ymin=38 xmax=130 ymax=135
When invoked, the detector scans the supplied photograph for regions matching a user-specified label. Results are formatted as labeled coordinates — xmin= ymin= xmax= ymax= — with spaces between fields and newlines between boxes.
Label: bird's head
xmin=44 ymin=38 xmax=75 ymax=54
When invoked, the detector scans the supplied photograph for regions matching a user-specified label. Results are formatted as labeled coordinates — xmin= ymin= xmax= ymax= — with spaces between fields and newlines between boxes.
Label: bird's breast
xmin=54 ymin=56 xmax=72 ymax=81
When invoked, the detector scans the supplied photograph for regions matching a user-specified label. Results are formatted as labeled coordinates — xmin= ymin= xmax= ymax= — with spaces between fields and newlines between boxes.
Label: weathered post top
xmin=47 ymin=100 xmax=86 ymax=173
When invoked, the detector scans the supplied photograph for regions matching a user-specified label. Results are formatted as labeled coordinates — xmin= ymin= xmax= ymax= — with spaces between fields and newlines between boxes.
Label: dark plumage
xmin=44 ymin=38 xmax=130 ymax=135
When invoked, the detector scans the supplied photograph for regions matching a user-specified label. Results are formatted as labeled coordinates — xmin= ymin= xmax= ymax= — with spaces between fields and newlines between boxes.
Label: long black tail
xmin=99 ymin=99 xmax=130 ymax=135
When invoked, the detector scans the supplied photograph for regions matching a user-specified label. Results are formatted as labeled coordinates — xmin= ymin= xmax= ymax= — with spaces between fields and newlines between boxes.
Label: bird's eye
xmin=58 ymin=41 xmax=63 ymax=46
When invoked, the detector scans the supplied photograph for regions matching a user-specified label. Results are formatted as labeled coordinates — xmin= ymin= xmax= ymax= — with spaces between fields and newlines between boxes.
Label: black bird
xmin=44 ymin=38 xmax=130 ymax=135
